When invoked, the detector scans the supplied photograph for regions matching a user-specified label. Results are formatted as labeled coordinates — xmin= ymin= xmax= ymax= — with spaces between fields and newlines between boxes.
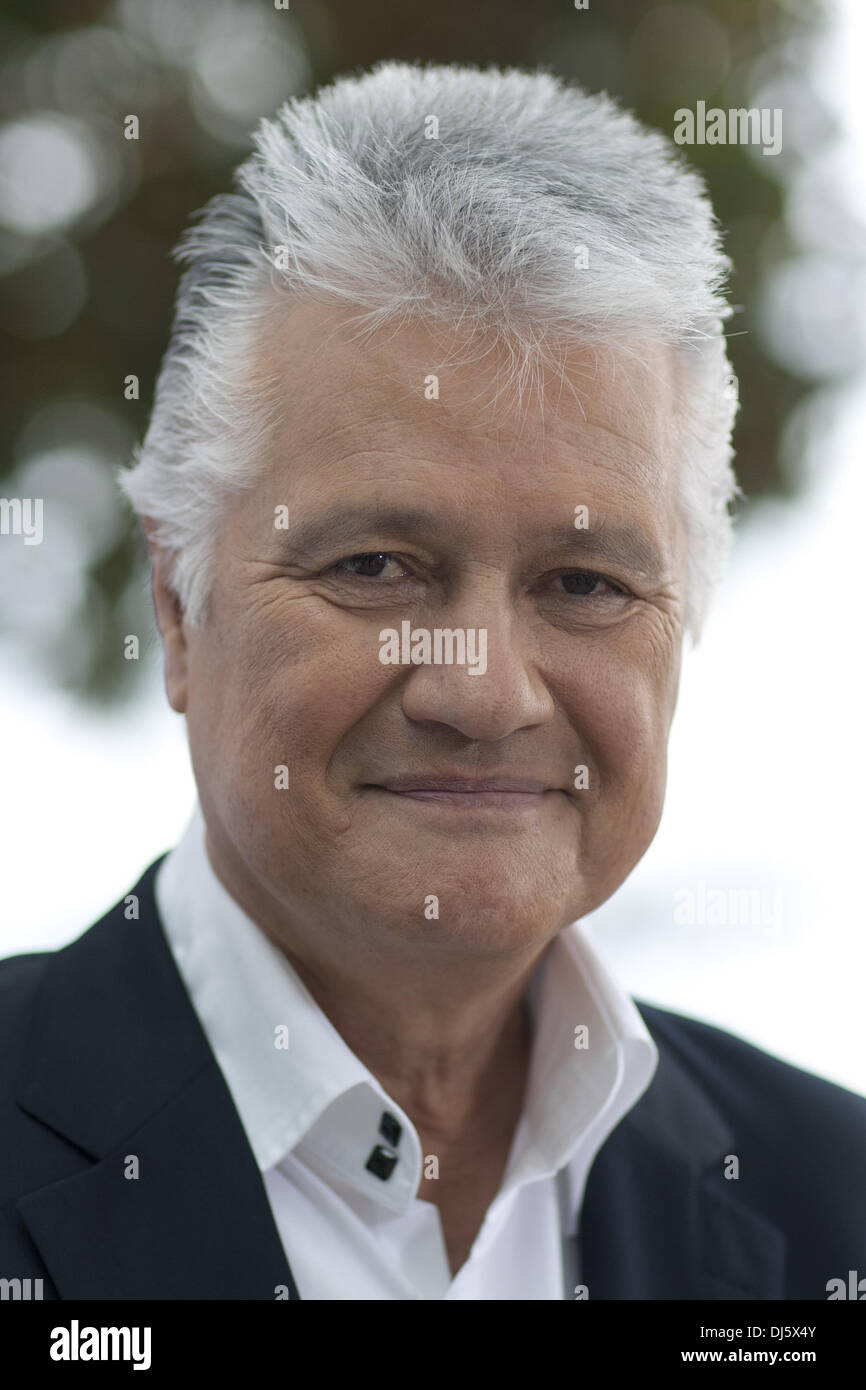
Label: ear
xmin=142 ymin=519 xmax=189 ymax=714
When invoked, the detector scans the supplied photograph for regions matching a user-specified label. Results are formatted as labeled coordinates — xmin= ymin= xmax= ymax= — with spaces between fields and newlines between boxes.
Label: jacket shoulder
xmin=637 ymin=998 xmax=866 ymax=1121
xmin=0 ymin=859 xmax=167 ymax=1131
xmin=0 ymin=950 xmax=53 ymax=1077
xmin=0 ymin=861 xmax=168 ymax=1196
xmin=634 ymin=998 xmax=866 ymax=1237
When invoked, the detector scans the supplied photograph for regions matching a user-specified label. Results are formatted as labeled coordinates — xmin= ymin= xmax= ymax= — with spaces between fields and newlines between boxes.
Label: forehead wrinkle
xmin=272 ymin=357 xmax=505 ymax=464
xmin=257 ymin=307 xmax=681 ymax=551
xmin=261 ymin=319 xmax=540 ymax=457
xmin=261 ymin=308 xmax=676 ymax=484
xmin=271 ymin=402 xmax=513 ymax=496
xmin=534 ymin=406 xmax=671 ymax=474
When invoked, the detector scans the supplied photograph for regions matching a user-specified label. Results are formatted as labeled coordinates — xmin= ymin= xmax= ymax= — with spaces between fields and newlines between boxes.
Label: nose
xmin=399 ymin=604 xmax=554 ymax=742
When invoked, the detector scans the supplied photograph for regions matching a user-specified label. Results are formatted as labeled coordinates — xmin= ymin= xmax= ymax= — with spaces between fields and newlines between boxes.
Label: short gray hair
xmin=118 ymin=60 xmax=739 ymax=639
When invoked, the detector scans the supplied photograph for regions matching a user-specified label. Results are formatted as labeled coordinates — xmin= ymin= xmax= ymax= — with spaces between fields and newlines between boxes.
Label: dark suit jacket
xmin=1 ymin=858 xmax=864 ymax=1300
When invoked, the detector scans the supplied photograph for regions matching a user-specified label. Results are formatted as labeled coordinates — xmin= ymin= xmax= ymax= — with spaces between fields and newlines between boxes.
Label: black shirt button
xmin=379 ymin=1111 xmax=402 ymax=1147
xmin=365 ymin=1144 xmax=399 ymax=1180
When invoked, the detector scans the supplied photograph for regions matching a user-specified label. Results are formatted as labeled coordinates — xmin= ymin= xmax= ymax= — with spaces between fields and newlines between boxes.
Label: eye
xmin=558 ymin=570 xmax=626 ymax=598
xmin=331 ymin=552 xmax=409 ymax=580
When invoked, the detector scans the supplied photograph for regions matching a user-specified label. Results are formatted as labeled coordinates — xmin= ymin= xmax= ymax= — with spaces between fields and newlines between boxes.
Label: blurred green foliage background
xmin=1 ymin=0 xmax=861 ymax=700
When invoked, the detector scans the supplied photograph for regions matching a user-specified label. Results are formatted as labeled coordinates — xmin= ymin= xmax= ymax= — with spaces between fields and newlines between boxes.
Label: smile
xmin=368 ymin=778 xmax=562 ymax=810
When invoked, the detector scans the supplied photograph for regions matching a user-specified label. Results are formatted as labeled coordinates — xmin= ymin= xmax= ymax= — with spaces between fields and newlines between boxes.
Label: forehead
xmin=245 ymin=297 xmax=683 ymax=528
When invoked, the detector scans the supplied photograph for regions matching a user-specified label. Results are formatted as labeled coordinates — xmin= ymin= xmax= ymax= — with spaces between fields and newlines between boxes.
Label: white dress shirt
xmin=155 ymin=804 xmax=657 ymax=1300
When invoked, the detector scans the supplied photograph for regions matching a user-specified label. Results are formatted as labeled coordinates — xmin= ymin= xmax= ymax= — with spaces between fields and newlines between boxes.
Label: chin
xmin=368 ymin=882 xmax=565 ymax=952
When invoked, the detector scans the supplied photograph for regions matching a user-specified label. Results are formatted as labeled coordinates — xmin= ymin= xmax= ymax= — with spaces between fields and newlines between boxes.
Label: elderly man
xmin=1 ymin=62 xmax=864 ymax=1302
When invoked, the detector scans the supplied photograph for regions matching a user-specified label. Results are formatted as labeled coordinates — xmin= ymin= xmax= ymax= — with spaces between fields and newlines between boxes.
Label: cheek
xmin=191 ymin=598 xmax=396 ymax=798
xmin=558 ymin=641 xmax=674 ymax=808
xmin=560 ymin=664 xmax=671 ymax=907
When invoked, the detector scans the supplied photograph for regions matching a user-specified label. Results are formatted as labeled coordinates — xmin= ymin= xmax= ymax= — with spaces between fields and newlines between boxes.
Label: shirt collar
xmin=156 ymin=803 xmax=657 ymax=1215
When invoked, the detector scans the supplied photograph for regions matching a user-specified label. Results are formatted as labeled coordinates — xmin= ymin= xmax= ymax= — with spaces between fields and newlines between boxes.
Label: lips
xmin=368 ymin=775 xmax=561 ymax=809
xmin=375 ymin=776 xmax=553 ymax=793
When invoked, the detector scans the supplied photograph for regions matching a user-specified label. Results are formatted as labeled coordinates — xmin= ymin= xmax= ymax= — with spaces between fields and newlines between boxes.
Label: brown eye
xmin=335 ymin=552 xmax=401 ymax=578
xmin=561 ymin=571 xmax=613 ymax=596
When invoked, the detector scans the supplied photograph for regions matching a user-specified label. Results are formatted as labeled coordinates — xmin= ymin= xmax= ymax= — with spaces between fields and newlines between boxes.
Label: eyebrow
xmin=279 ymin=507 xmax=449 ymax=560
xmin=559 ymin=523 xmax=665 ymax=577
xmin=278 ymin=504 xmax=665 ymax=578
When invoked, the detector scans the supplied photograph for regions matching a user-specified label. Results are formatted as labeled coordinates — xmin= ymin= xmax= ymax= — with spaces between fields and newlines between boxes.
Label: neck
xmin=296 ymin=955 xmax=537 ymax=1142
xmin=204 ymin=824 xmax=544 ymax=1142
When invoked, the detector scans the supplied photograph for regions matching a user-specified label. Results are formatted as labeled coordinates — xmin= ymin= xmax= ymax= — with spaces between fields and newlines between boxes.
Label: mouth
xmin=367 ymin=776 xmax=562 ymax=810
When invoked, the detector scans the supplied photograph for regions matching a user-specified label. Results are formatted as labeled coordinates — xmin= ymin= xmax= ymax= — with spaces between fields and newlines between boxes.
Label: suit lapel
xmin=579 ymin=1010 xmax=786 ymax=1299
xmin=14 ymin=860 xmax=300 ymax=1300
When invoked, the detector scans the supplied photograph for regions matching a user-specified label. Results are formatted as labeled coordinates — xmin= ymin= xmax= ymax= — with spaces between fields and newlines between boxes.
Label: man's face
xmin=168 ymin=300 xmax=687 ymax=960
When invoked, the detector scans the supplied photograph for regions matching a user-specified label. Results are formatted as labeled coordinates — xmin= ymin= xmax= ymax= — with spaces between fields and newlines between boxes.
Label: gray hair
xmin=118 ymin=60 xmax=739 ymax=639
